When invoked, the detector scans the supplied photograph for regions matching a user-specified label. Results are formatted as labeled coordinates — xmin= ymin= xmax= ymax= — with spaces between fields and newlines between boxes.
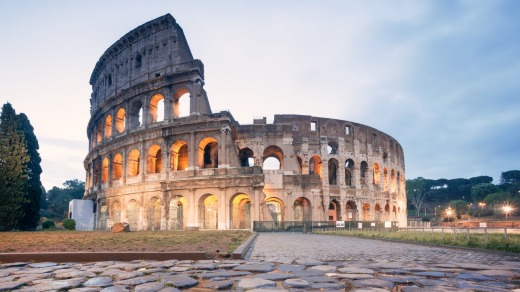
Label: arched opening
xmin=328 ymin=158 xmax=338 ymax=185
xmin=199 ymin=137 xmax=218 ymax=169
xmin=263 ymin=145 xmax=283 ymax=170
xmin=112 ymin=153 xmax=123 ymax=180
xmin=115 ymin=108 xmax=126 ymax=133
xmin=390 ymin=169 xmax=397 ymax=193
xmin=171 ymin=141 xmax=188 ymax=171
xmin=385 ymin=203 xmax=390 ymax=220
xmin=392 ymin=205 xmax=397 ymax=219
xmin=373 ymin=163 xmax=380 ymax=185
xmin=328 ymin=199 xmax=340 ymax=221
xmin=173 ymin=88 xmax=190 ymax=118
xmin=383 ymin=168 xmax=389 ymax=192
xmin=345 ymin=159 xmax=354 ymax=186
xmin=104 ymin=115 xmax=112 ymax=138
xmin=230 ymin=193 xmax=251 ymax=229
xmin=362 ymin=203 xmax=370 ymax=221
xmin=199 ymin=194 xmax=218 ymax=229
xmin=128 ymin=148 xmax=140 ymax=177
xmin=346 ymin=200 xmax=357 ymax=221
xmin=130 ymin=101 xmax=143 ymax=129
xmin=111 ymin=201 xmax=121 ymax=224
xmin=147 ymin=144 xmax=162 ymax=174
xmin=126 ymin=200 xmax=139 ymax=231
xmin=397 ymin=172 xmax=401 ymax=193
xmin=99 ymin=204 xmax=107 ymax=230
xmin=149 ymin=94 xmax=165 ymax=123
xmin=309 ymin=155 xmax=322 ymax=179
xmin=238 ymin=148 xmax=255 ymax=167
xmin=375 ymin=204 xmax=381 ymax=221
xmin=96 ymin=122 xmax=103 ymax=144
xmin=93 ymin=159 xmax=101 ymax=185
xmin=297 ymin=156 xmax=303 ymax=174
xmin=169 ymin=196 xmax=187 ymax=230
xmin=294 ymin=197 xmax=312 ymax=222
xmin=147 ymin=197 xmax=161 ymax=230
xmin=327 ymin=141 xmax=338 ymax=155
xmin=101 ymin=158 xmax=109 ymax=184
xmin=265 ymin=197 xmax=284 ymax=223
xmin=360 ymin=161 xmax=368 ymax=185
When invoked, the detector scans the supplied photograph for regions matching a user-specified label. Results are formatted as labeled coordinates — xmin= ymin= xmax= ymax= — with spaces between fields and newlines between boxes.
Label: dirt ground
xmin=0 ymin=230 xmax=251 ymax=255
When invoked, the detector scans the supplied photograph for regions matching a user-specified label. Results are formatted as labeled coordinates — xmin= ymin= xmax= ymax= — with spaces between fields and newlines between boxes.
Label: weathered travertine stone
xmin=234 ymin=263 xmax=275 ymax=273
xmin=134 ymin=282 xmax=166 ymax=291
xmin=203 ymin=279 xmax=234 ymax=289
xmin=237 ymin=278 xmax=276 ymax=289
xmin=114 ymin=275 xmax=157 ymax=286
xmin=160 ymin=275 xmax=198 ymax=288
xmin=83 ymin=276 xmax=114 ymax=287
xmin=283 ymin=278 xmax=311 ymax=288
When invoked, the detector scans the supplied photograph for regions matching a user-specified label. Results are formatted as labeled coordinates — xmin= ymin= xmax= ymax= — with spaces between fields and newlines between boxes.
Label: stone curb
xmin=232 ymin=232 xmax=258 ymax=259
xmin=0 ymin=251 xmax=208 ymax=263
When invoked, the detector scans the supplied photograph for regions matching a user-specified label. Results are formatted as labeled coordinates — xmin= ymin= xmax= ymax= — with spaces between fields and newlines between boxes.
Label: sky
xmin=0 ymin=1 xmax=519 ymax=190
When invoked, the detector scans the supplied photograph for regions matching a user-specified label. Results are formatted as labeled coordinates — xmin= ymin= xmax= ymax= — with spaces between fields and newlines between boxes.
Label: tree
xmin=406 ymin=177 xmax=428 ymax=216
xmin=0 ymin=103 xmax=29 ymax=231
xmin=500 ymin=170 xmax=520 ymax=197
xmin=46 ymin=179 xmax=85 ymax=219
xmin=16 ymin=113 xmax=42 ymax=230
xmin=468 ymin=176 xmax=493 ymax=185
xmin=470 ymin=183 xmax=499 ymax=204
xmin=449 ymin=200 xmax=469 ymax=219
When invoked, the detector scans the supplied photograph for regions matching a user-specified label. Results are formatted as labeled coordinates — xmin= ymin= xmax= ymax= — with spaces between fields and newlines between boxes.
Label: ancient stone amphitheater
xmin=83 ymin=14 xmax=407 ymax=231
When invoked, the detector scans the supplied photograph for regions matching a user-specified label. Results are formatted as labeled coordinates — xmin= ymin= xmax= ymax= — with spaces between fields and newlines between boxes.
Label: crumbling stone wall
xmin=84 ymin=14 xmax=407 ymax=231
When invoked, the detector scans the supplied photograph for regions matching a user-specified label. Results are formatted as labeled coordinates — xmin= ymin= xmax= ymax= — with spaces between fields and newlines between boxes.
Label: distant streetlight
xmin=478 ymin=202 xmax=486 ymax=210
xmin=446 ymin=207 xmax=453 ymax=217
xmin=503 ymin=204 xmax=513 ymax=221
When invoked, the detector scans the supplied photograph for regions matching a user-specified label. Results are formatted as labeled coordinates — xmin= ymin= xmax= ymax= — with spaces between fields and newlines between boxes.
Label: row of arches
xmin=99 ymin=193 xmax=401 ymax=231
xmin=91 ymin=91 xmax=191 ymax=149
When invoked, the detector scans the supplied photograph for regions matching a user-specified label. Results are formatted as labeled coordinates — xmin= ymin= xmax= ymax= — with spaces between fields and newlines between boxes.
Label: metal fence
xmin=253 ymin=221 xmax=399 ymax=232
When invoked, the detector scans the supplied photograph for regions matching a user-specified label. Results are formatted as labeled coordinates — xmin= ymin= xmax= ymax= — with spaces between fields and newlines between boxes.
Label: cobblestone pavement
xmin=0 ymin=233 xmax=519 ymax=291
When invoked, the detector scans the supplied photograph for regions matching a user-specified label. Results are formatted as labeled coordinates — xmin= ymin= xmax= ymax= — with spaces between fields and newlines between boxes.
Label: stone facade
xmin=84 ymin=14 xmax=407 ymax=231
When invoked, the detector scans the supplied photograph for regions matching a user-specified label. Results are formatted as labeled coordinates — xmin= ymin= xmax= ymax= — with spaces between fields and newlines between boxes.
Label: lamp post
xmin=479 ymin=202 xmax=486 ymax=210
xmin=503 ymin=204 xmax=513 ymax=222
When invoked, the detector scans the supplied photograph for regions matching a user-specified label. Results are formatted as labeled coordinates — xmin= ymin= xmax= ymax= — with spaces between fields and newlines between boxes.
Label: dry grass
xmin=0 ymin=230 xmax=251 ymax=254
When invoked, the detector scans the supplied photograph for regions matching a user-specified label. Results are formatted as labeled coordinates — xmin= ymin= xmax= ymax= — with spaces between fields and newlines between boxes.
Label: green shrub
xmin=443 ymin=217 xmax=454 ymax=222
xmin=63 ymin=219 xmax=76 ymax=230
xmin=42 ymin=220 xmax=56 ymax=230
xmin=421 ymin=217 xmax=431 ymax=222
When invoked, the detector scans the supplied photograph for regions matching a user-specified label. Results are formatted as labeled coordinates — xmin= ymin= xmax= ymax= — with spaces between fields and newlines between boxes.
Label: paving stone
xmin=309 ymin=265 xmax=337 ymax=272
xmin=247 ymin=289 xmax=289 ymax=292
xmin=273 ymin=257 xmax=294 ymax=264
xmin=55 ymin=270 xmax=97 ymax=279
xmin=28 ymin=262 xmax=58 ymax=268
xmin=1 ymin=262 xmax=28 ymax=268
xmin=101 ymin=269 xmax=145 ymax=280
xmin=335 ymin=273 xmax=374 ymax=280
xmin=290 ymin=269 xmax=325 ymax=277
xmin=101 ymin=286 xmax=130 ymax=292
xmin=283 ymin=278 xmax=311 ymax=288
xmin=135 ymin=282 xmax=166 ymax=291
xmin=353 ymin=278 xmax=395 ymax=289
xmin=378 ymin=275 xmax=420 ymax=284
xmin=203 ymin=279 xmax=233 ymax=289
xmin=294 ymin=259 xmax=324 ymax=266
xmin=109 ymin=263 xmax=141 ymax=271
xmin=311 ymin=282 xmax=346 ymax=289
xmin=12 ymin=267 xmax=59 ymax=274
xmin=169 ymin=266 xmax=191 ymax=272
xmin=24 ymin=278 xmax=85 ymax=291
xmin=237 ymin=278 xmax=276 ymax=289
xmin=379 ymin=268 xmax=411 ymax=275
xmin=277 ymin=264 xmax=305 ymax=272
xmin=114 ymin=275 xmax=157 ymax=286
xmin=479 ymin=269 xmax=520 ymax=278
xmin=414 ymin=271 xmax=454 ymax=278
xmin=197 ymin=270 xmax=252 ymax=279
xmin=160 ymin=274 xmax=198 ymax=288
xmin=338 ymin=266 xmax=375 ymax=274
xmin=301 ymin=276 xmax=338 ymax=283
xmin=192 ymin=263 xmax=217 ymax=270
xmin=217 ymin=263 xmax=242 ymax=269
xmin=84 ymin=276 xmax=114 ymax=287
xmin=0 ymin=281 xmax=25 ymax=290
xmin=234 ymin=263 xmax=275 ymax=272
xmin=157 ymin=288 xmax=181 ymax=292
xmin=457 ymin=273 xmax=495 ymax=281
xmin=252 ymin=272 xmax=295 ymax=280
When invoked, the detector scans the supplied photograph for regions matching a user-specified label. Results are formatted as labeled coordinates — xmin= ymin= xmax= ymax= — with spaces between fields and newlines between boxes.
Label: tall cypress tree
xmin=17 ymin=113 xmax=42 ymax=229
xmin=0 ymin=103 xmax=29 ymax=231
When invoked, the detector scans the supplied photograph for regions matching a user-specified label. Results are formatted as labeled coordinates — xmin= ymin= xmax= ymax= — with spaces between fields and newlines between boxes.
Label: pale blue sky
xmin=0 ymin=1 xmax=519 ymax=190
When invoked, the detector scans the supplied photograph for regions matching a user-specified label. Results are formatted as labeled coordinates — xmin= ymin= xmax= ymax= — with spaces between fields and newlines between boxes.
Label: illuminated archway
xmin=149 ymin=94 xmax=165 ymax=123
xmin=171 ymin=141 xmax=188 ymax=171
xmin=346 ymin=200 xmax=357 ymax=221
xmin=263 ymin=145 xmax=283 ymax=170
xmin=111 ymin=201 xmax=121 ymax=224
xmin=147 ymin=197 xmax=161 ymax=230
xmin=126 ymin=200 xmax=139 ymax=231
xmin=147 ymin=144 xmax=162 ymax=174
xmin=309 ymin=155 xmax=322 ymax=179
xmin=230 ymin=193 xmax=251 ymax=229
xmin=115 ymin=108 xmax=126 ymax=133
xmin=104 ymin=115 xmax=112 ymax=138
xmin=383 ymin=168 xmax=389 ymax=192
xmin=128 ymin=148 xmax=140 ymax=177
xmin=199 ymin=194 xmax=218 ymax=229
xmin=173 ymin=88 xmax=190 ymax=118
xmin=101 ymin=158 xmax=109 ymax=184
xmin=362 ymin=203 xmax=370 ymax=221
xmin=373 ymin=163 xmax=380 ymax=185
xmin=294 ymin=197 xmax=312 ymax=222
xmin=328 ymin=199 xmax=340 ymax=221
xmin=112 ymin=153 xmax=123 ymax=180
xmin=265 ymin=197 xmax=284 ymax=223
xmin=199 ymin=137 xmax=218 ymax=169
xmin=169 ymin=196 xmax=187 ymax=230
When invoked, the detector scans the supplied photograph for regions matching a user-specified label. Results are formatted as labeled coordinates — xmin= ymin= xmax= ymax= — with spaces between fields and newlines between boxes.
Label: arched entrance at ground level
xmin=111 ymin=201 xmax=121 ymax=224
xmin=127 ymin=200 xmax=139 ymax=231
xmin=265 ymin=197 xmax=284 ymax=223
xmin=375 ymin=204 xmax=381 ymax=221
xmin=147 ymin=197 xmax=161 ymax=230
xmin=385 ymin=204 xmax=390 ymax=221
xmin=169 ymin=196 xmax=187 ymax=230
xmin=362 ymin=203 xmax=370 ymax=221
xmin=199 ymin=194 xmax=218 ymax=229
xmin=328 ymin=199 xmax=340 ymax=221
xmin=294 ymin=197 xmax=312 ymax=222
xmin=392 ymin=205 xmax=397 ymax=220
xmin=99 ymin=204 xmax=107 ymax=230
xmin=230 ymin=194 xmax=251 ymax=229
xmin=345 ymin=200 xmax=357 ymax=221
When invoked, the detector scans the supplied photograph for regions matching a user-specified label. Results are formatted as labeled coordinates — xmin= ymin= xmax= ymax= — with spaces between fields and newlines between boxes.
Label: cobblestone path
xmin=0 ymin=232 xmax=519 ymax=291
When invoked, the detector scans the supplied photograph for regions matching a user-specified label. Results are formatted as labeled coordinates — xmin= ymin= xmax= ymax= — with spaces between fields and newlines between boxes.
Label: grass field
xmin=315 ymin=229 xmax=520 ymax=253
xmin=0 ymin=230 xmax=251 ymax=254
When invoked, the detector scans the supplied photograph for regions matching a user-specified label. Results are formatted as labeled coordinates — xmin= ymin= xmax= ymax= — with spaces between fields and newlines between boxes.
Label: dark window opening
xmin=107 ymin=74 xmax=112 ymax=86
xmin=135 ymin=54 xmax=142 ymax=69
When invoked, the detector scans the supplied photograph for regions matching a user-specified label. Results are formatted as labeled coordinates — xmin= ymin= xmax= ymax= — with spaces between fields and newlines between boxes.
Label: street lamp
xmin=479 ymin=202 xmax=486 ymax=210
xmin=503 ymin=204 xmax=513 ymax=221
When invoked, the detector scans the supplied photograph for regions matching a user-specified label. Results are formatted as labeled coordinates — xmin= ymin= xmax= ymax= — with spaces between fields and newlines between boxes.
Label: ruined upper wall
xmin=89 ymin=14 xmax=200 ymax=114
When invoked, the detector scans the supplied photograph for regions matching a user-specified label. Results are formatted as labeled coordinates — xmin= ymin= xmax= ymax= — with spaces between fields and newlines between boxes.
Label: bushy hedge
xmin=63 ymin=219 xmax=76 ymax=230
xmin=42 ymin=220 xmax=56 ymax=230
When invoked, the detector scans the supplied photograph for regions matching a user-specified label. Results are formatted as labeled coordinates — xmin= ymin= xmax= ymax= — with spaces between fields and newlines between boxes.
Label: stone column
xmin=161 ymin=191 xmax=168 ymax=230
xmin=219 ymin=188 xmax=227 ymax=230
xmin=219 ymin=127 xmax=229 ymax=168
xmin=187 ymin=189 xmax=198 ymax=228
xmin=188 ymin=131 xmax=196 ymax=170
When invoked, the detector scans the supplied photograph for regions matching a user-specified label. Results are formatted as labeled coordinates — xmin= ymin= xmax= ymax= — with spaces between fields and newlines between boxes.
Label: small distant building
xmin=68 ymin=199 xmax=94 ymax=230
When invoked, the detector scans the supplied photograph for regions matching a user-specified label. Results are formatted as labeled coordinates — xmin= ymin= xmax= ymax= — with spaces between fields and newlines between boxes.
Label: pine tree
xmin=0 ymin=103 xmax=29 ymax=231
xmin=17 ymin=113 xmax=42 ymax=229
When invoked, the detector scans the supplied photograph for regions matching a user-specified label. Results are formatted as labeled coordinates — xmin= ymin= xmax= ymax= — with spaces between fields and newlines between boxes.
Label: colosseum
xmin=83 ymin=14 xmax=407 ymax=231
